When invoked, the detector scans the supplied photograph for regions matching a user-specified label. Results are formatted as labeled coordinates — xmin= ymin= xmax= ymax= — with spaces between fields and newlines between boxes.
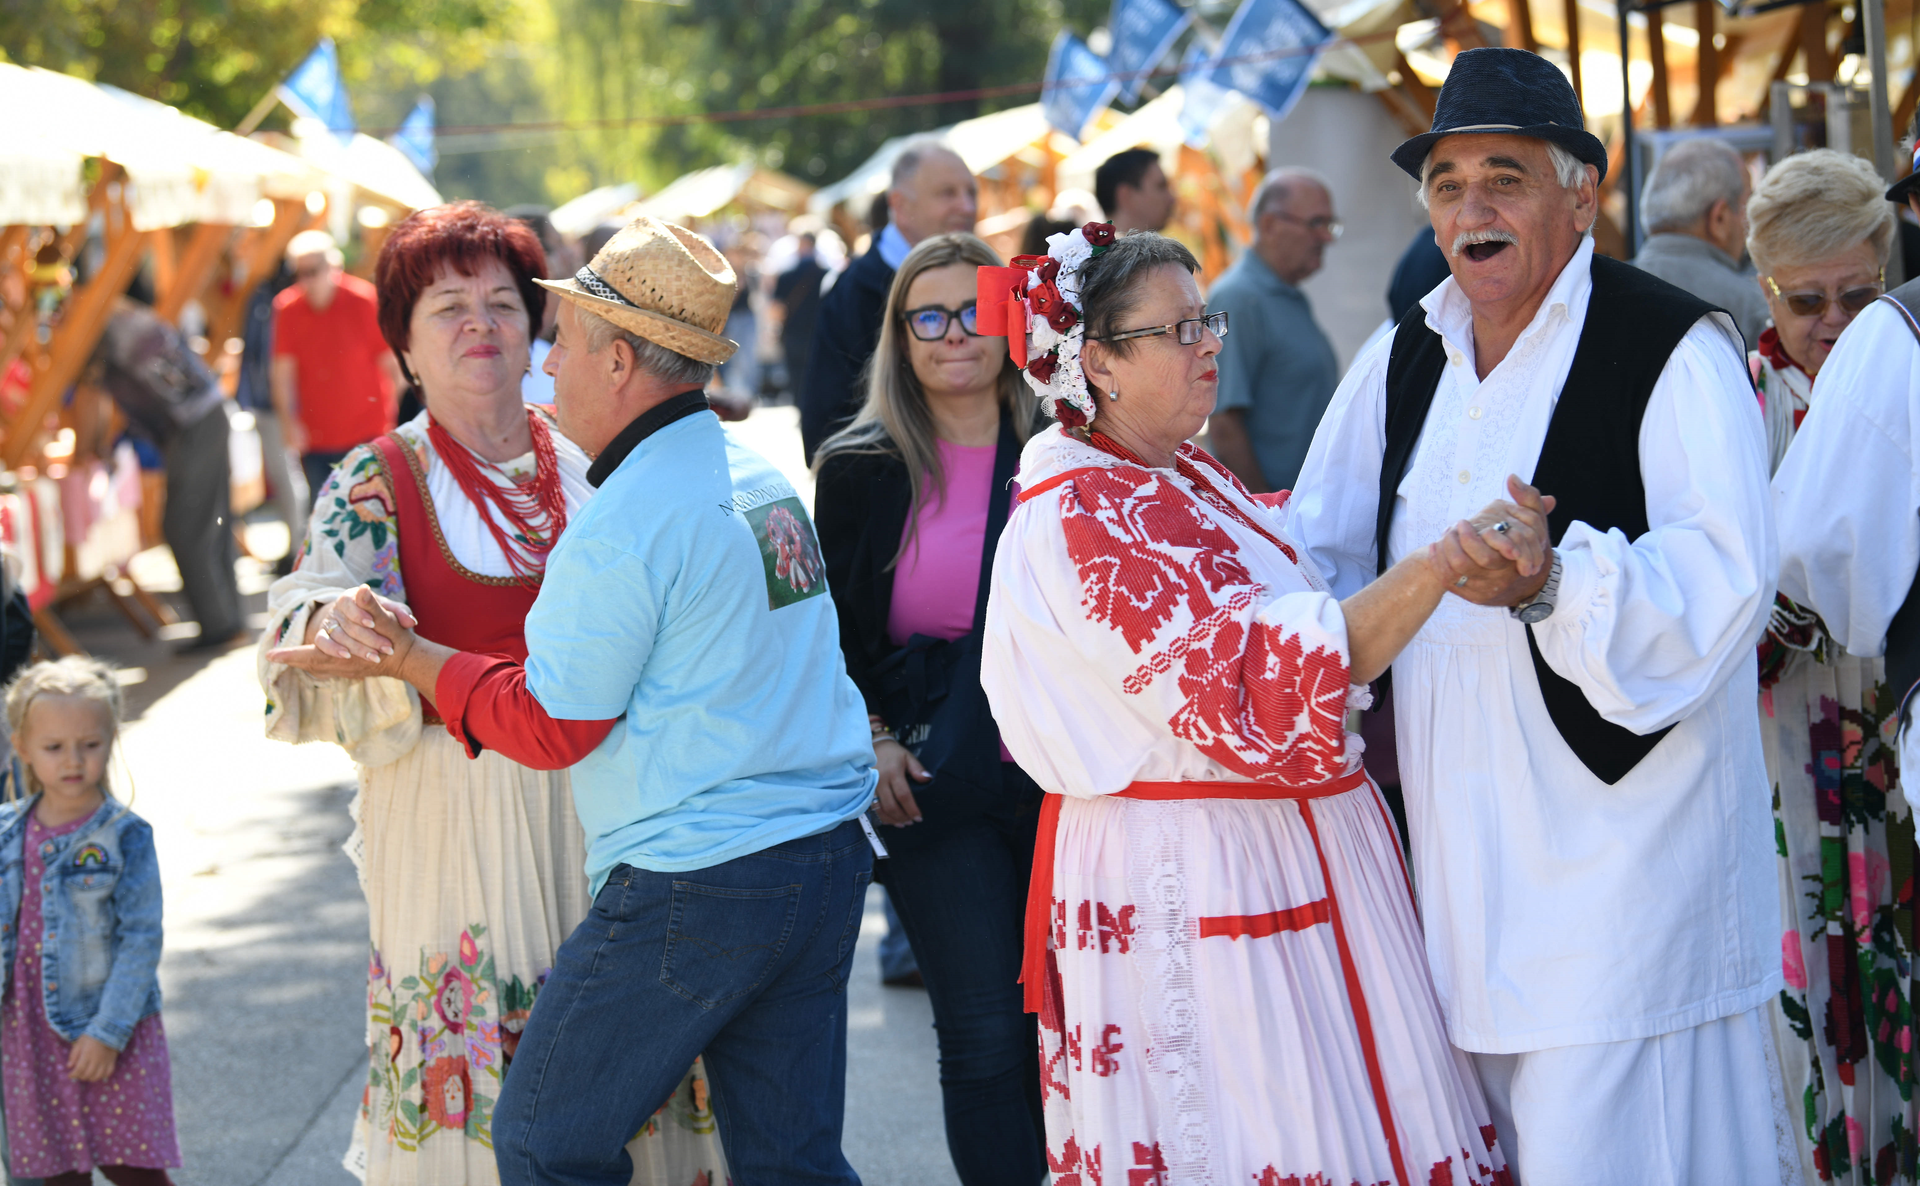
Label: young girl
xmin=0 ymin=658 xmax=178 ymax=1186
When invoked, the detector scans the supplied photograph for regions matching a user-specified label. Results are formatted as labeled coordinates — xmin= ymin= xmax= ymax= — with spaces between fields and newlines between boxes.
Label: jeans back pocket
xmin=660 ymin=881 xmax=803 ymax=1009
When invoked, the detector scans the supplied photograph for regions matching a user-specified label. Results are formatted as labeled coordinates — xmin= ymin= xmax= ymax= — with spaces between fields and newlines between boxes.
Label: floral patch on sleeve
xmin=314 ymin=446 xmax=404 ymax=600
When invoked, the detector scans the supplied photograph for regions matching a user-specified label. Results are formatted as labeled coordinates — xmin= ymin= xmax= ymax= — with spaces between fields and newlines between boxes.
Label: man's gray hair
xmin=1415 ymin=141 xmax=1588 ymax=209
xmin=1640 ymin=139 xmax=1747 ymax=235
xmin=891 ymin=136 xmax=960 ymax=191
xmin=576 ymin=307 xmax=715 ymax=387
xmin=1248 ymin=166 xmax=1332 ymax=223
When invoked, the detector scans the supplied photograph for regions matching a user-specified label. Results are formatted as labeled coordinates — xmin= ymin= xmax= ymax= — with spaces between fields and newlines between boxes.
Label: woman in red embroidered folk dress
xmin=978 ymin=230 xmax=1528 ymax=1186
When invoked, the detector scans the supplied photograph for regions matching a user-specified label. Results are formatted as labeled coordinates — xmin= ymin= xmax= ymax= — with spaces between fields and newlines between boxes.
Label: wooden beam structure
xmin=155 ymin=222 xmax=234 ymax=325
xmin=1649 ymin=5 xmax=1674 ymax=128
xmin=1564 ymin=0 xmax=1585 ymax=113
xmin=4 ymin=218 xmax=149 ymax=469
xmin=200 ymin=198 xmax=313 ymax=359
xmin=1396 ymin=51 xmax=1440 ymax=120
xmin=1800 ymin=0 xmax=1833 ymax=83
xmin=1507 ymin=0 xmax=1539 ymax=52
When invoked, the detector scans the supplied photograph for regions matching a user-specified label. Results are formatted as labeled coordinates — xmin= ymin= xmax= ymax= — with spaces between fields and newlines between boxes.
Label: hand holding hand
xmin=873 ymin=737 xmax=928 ymax=827
xmin=68 ymin=1035 xmax=118 ymax=1082
xmin=1426 ymin=475 xmax=1557 ymax=607
xmin=269 ymin=586 xmax=420 ymax=679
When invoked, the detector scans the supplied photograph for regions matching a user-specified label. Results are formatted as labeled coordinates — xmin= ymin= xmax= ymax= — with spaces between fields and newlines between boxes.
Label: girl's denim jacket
xmin=0 ymin=795 xmax=162 ymax=1049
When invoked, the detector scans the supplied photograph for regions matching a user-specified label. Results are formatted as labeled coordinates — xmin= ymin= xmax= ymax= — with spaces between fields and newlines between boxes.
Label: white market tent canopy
xmin=636 ymin=162 xmax=814 ymax=223
xmin=549 ymin=183 xmax=641 ymax=239
xmin=807 ymin=103 xmax=1076 ymax=217
xmin=284 ymin=118 xmax=444 ymax=212
xmin=1054 ymin=86 xmax=1271 ymax=195
xmin=0 ymin=64 xmax=324 ymax=230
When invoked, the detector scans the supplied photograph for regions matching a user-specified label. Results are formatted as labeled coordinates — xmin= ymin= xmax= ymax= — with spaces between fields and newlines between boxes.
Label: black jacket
xmin=799 ymin=248 xmax=895 ymax=462
xmin=813 ymin=445 xmax=912 ymax=716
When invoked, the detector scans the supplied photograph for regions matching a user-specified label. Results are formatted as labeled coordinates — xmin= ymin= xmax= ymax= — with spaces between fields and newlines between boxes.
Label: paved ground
xmin=29 ymin=405 xmax=960 ymax=1186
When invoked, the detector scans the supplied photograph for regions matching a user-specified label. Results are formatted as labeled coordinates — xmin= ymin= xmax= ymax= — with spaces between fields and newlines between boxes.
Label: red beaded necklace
xmin=426 ymin=408 xmax=568 ymax=584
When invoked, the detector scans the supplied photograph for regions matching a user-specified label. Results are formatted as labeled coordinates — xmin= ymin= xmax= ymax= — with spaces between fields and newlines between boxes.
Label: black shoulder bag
xmin=869 ymin=411 xmax=1019 ymax=829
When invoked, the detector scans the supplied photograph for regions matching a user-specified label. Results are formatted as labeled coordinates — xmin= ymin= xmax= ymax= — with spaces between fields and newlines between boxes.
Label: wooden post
xmin=155 ymin=222 xmax=234 ymax=325
xmin=1648 ymin=6 xmax=1674 ymax=128
xmin=3 ymin=223 xmax=149 ymax=469
xmin=1396 ymin=51 xmax=1439 ymax=119
xmin=1800 ymin=1 xmax=1833 ymax=83
xmin=200 ymin=198 xmax=311 ymax=358
xmin=1507 ymin=0 xmax=1538 ymax=51
xmin=1563 ymin=0 xmax=1585 ymax=114
xmin=1693 ymin=1 xmax=1720 ymax=126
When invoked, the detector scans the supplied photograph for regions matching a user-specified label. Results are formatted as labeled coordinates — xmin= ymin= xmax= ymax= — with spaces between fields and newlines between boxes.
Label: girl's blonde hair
xmin=5 ymin=657 xmax=125 ymax=799
xmin=814 ymin=233 xmax=1038 ymax=564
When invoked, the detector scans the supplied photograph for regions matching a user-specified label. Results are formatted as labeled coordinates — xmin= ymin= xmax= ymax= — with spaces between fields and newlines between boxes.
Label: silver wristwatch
xmin=1510 ymin=551 xmax=1562 ymax=624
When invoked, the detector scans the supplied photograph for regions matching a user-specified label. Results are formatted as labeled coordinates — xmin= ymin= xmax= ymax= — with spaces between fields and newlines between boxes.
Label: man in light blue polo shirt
xmin=289 ymin=216 xmax=878 ymax=1186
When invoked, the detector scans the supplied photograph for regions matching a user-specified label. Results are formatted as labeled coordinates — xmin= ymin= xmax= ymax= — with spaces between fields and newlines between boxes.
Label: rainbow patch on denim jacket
xmin=71 ymin=843 xmax=108 ymax=868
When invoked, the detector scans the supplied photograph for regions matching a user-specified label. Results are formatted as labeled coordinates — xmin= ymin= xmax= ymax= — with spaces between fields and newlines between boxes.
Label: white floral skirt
xmin=1040 ymin=783 xmax=1506 ymax=1186
xmin=345 ymin=728 xmax=727 ymax=1185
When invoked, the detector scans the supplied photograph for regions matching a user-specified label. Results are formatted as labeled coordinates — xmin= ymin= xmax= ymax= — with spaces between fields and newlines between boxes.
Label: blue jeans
xmin=880 ymin=762 xmax=1046 ymax=1186
xmin=493 ymin=820 xmax=873 ymax=1186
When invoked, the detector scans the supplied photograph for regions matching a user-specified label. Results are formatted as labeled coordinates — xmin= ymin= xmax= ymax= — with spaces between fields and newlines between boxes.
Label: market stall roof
xmin=282 ymin=118 xmax=443 ymax=212
xmin=0 ymin=64 xmax=323 ymax=229
xmin=549 ymin=182 xmax=642 ymax=239
xmin=808 ymin=103 xmax=1078 ymax=216
xmin=636 ymin=162 xmax=815 ymax=222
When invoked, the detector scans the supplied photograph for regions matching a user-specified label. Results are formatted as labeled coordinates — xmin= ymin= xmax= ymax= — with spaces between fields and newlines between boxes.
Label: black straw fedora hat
xmin=1886 ymin=138 xmax=1920 ymax=205
xmin=1391 ymin=47 xmax=1609 ymax=183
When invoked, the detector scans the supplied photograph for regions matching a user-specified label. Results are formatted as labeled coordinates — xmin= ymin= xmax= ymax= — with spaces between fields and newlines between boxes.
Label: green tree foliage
xmin=542 ymin=0 xmax=1108 ymax=193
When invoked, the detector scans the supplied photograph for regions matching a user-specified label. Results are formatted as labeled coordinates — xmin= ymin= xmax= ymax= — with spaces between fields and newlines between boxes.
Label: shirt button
xmin=1468 ymin=407 xmax=1482 ymax=420
xmin=1449 ymin=352 xmax=1464 ymax=366
xmin=1457 ymin=469 xmax=1471 ymax=484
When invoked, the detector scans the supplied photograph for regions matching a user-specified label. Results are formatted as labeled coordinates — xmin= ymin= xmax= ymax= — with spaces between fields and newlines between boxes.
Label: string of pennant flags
xmin=272 ymin=0 xmax=1353 ymax=153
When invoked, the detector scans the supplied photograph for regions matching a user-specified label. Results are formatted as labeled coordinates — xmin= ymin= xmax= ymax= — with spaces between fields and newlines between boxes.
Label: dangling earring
xmin=1108 ymin=387 xmax=1119 ymax=401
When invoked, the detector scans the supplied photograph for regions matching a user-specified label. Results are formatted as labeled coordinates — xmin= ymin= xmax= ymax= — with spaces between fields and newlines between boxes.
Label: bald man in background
xmin=1207 ymin=167 xmax=1342 ymax=493
xmin=799 ymin=138 xmax=977 ymax=460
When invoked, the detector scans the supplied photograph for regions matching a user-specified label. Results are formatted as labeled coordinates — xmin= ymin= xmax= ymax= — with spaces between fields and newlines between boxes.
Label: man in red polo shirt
xmin=271 ymin=230 xmax=401 ymax=509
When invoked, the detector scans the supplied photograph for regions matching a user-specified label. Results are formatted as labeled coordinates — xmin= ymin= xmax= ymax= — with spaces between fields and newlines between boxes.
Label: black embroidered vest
xmin=1377 ymin=254 xmax=1722 ymax=784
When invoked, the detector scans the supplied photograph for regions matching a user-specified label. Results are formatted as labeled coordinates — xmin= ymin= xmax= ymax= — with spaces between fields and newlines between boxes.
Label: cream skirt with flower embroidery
xmin=346 ymin=729 xmax=727 ymax=1185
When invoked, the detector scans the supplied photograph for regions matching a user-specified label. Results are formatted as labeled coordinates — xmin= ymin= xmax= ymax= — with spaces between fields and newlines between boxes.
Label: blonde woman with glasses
xmin=1747 ymin=147 xmax=1910 ymax=1185
xmin=812 ymin=233 xmax=1047 ymax=1186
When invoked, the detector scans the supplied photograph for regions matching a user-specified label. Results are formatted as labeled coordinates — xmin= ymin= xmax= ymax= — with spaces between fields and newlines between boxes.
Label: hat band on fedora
xmin=572 ymin=265 xmax=638 ymax=310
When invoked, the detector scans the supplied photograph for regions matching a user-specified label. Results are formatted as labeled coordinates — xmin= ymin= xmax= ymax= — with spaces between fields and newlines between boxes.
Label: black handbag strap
xmin=972 ymin=408 xmax=1020 ymax=633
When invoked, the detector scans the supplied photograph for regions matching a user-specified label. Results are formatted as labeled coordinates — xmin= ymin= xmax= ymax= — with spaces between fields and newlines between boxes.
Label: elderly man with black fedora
xmin=1288 ymin=48 xmax=1790 ymax=1184
xmin=274 ymin=214 xmax=880 ymax=1186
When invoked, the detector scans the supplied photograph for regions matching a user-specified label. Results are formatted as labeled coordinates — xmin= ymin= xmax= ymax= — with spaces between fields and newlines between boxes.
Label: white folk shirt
xmin=1773 ymin=298 xmax=1920 ymax=802
xmin=1286 ymin=237 xmax=1782 ymax=1054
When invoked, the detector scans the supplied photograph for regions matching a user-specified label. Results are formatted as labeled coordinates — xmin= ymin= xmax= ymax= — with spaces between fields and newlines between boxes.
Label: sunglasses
xmin=1091 ymin=311 xmax=1229 ymax=346
xmin=1763 ymin=274 xmax=1884 ymax=319
xmin=903 ymin=303 xmax=979 ymax=341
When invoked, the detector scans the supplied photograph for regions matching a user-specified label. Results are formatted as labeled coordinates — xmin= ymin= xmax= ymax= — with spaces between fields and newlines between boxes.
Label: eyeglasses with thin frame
xmin=902 ymin=303 xmax=980 ymax=341
xmin=1090 ymin=311 xmax=1229 ymax=346
xmin=1270 ymin=211 xmax=1344 ymax=240
xmin=1763 ymin=273 xmax=1884 ymax=319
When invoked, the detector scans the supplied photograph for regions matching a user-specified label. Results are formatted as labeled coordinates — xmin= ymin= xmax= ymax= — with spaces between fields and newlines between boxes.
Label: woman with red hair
xmin=254 ymin=202 xmax=724 ymax=1185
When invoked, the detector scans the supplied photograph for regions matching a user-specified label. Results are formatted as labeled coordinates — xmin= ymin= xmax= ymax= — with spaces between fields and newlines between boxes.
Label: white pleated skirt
xmin=1039 ymin=779 xmax=1508 ymax=1186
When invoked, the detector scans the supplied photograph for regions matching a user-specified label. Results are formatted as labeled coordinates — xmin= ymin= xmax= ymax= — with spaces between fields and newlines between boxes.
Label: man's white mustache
xmin=1451 ymin=229 xmax=1518 ymax=258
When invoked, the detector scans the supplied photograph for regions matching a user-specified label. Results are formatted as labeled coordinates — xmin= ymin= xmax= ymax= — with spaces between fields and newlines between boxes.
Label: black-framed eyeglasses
xmin=1763 ymin=274 xmax=1884 ymax=319
xmin=1091 ymin=311 xmax=1229 ymax=346
xmin=903 ymin=303 xmax=980 ymax=340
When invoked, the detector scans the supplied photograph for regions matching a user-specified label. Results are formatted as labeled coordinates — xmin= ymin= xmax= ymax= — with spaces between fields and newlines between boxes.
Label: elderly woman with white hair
xmin=1746 ymin=147 xmax=1907 ymax=1186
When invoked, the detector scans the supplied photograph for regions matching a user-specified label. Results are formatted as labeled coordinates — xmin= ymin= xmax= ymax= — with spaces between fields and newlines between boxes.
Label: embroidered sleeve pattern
xmin=1058 ymin=467 xmax=1350 ymax=785
xmin=257 ymin=443 xmax=421 ymax=766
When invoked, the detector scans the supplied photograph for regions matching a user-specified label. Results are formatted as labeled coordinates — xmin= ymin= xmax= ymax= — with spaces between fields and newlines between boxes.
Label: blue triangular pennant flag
xmin=389 ymin=96 xmax=437 ymax=176
xmin=1205 ymin=0 xmax=1332 ymax=125
xmin=279 ymin=39 xmax=356 ymax=146
xmin=1041 ymin=31 xmax=1121 ymax=141
xmin=1108 ymin=0 xmax=1192 ymax=104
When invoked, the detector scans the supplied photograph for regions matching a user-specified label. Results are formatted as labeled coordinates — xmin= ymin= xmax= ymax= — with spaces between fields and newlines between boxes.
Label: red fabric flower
xmin=1083 ymin=222 xmax=1116 ymax=246
xmin=1034 ymin=257 xmax=1061 ymax=284
xmin=1027 ymin=281 xmax=1066 ymax=319
xmin=1027 ymin=354 xmax=1058 ymax=383
xmin=1054 ymin=401 xmax=1088 ymax=428
xmin=1046 ymin=305 xmax=1079 ymax=333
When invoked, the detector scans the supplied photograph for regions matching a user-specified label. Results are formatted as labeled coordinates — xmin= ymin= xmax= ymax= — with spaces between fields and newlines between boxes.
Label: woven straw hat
xmin=535 ymin=214 xmax=739 ymax=364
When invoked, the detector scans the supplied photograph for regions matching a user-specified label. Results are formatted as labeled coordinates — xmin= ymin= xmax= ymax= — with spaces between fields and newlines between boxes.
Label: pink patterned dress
xmin=3 ymin=811 xmax=180 ymax=1179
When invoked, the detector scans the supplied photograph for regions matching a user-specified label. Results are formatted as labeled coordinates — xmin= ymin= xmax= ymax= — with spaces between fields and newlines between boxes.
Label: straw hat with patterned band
xmin=534 ymin=214 xmax=739 ymax=365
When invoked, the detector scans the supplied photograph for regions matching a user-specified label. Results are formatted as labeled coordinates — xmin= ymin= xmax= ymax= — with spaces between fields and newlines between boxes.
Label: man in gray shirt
xmin=1206 ymin=167 xmax=1342 ymax=493
xmin=1630 ymin=138 xmax=1770 ymax=350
